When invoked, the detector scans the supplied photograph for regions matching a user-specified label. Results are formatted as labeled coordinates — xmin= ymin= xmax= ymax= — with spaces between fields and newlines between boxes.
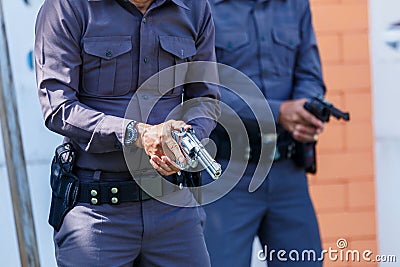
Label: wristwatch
xmin=124 ymin=120 xmax=138 ymax=146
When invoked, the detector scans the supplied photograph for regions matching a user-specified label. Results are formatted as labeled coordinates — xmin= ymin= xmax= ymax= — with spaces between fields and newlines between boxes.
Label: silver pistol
xmin=171 ymin=128 xmax=222 ymax=180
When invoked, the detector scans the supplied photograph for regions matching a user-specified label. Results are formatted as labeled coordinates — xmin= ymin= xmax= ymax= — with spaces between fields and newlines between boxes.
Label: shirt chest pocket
xmin=215 ymin=31 xmax=250 ymax=64
xmin=82 ymin=36 xmax=133 ymax=96
xmin=158 ymin=36 xmax=196 ymax=96
xmin=270 ymin=28 xmax=300 ymax=77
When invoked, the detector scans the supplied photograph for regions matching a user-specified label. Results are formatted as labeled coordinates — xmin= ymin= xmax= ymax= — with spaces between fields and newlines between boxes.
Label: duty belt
xmin=74 ymin=169 xmax=180 ymax=205
xmin=79 ymin=181 xmax=152 ymax=205
xmin=214 ymin=135 xmax=295 ymax=163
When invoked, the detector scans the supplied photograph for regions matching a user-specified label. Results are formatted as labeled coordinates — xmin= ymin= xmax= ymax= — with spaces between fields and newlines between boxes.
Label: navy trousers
xmin=53 ymin=188 xmax=210 ymax=267
xmin=203 ymin=159 xmax=322 ymax=267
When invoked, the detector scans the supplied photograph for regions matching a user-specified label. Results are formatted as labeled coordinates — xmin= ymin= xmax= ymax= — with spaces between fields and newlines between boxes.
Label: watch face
xmin=125 ymin=121 xmax=138 ymax=145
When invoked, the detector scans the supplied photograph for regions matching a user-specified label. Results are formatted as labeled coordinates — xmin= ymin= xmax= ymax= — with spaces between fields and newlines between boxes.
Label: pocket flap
xmin=83 ymin=36 xmax=132 ymax=60
xmin=272 ymin=28 xmax=300 ymax=50
xmin=215 ymin=31 xmax=249 ymax=51
xmin=159 ymin=36 xmax=196 ymax=59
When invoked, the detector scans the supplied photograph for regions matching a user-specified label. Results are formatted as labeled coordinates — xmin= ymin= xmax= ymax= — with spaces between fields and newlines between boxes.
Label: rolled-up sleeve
xmin=183 ymin=1 xmax=220 ymax=140
xmin=292 ymin=1 xmax=326 ymax=99
xmin=35 ymin=0 xmax=129 ymax=153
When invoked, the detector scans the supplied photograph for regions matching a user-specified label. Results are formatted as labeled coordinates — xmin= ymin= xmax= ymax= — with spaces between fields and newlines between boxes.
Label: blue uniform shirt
xmin=210 ymin=0 xmax=325 ymax=122
xmin=35 ymin=0 xmax=219 ymax=172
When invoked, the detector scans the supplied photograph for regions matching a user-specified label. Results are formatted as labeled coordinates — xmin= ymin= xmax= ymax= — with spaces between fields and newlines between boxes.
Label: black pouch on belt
xmin=48 ymin=143 xmax=79 ymax=231
xmin=292 ymin=141 xmax=317 ymax=174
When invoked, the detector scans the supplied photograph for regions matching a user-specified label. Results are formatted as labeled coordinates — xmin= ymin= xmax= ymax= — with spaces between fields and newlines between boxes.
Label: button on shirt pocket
xmin=158 ymin=36 xmax=196 ymax=96
xmin=215 ymin=31 xmax=250 ymax=65
xmin=82 ymin=36 xmax=133 ymax=96
xmin=271 ymin=28 xmax=300 ymax=76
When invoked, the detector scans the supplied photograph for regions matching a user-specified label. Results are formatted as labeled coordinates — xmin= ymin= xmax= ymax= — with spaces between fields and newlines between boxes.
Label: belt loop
xmin=93 ymin=170 xmax=101 ymax=181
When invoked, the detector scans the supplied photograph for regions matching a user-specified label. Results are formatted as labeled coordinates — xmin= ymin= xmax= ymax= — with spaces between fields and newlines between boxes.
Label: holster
xmin=292 ymin=141 xmax=317 ymax=174
xmin=275 ymin=131 xmax=317 ymax=174
xmin=48 ymin=143 xmax=80 ymax=231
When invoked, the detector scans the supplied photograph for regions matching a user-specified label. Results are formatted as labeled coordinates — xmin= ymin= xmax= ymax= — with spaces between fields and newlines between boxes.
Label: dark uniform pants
xmin=54 ymin=188 xmax=210 ymax=267
xmin=203 ymin=159 xmax=322 ymax=267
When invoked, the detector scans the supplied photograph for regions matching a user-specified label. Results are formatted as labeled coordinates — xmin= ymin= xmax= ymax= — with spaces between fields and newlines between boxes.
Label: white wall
xmin=0 ymin=0 xmax=60 ymax=266
xmin=369 ymin=0 xmax=400 ymax=265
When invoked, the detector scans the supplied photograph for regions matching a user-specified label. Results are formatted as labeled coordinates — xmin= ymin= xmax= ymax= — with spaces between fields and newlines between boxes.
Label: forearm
xmin=40 ymin=81 xmax=130 ymax=153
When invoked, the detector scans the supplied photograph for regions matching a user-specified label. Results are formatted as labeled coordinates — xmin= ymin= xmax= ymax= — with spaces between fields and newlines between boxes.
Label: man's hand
xmin=136 ymin=120 xmax=190 ymax=176
xmin=278 ymin=98 xmax=324 ymax=143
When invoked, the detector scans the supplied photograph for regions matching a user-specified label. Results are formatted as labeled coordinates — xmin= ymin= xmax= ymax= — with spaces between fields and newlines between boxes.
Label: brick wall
xmin=309 ymin=0 xmax=377 ymax=266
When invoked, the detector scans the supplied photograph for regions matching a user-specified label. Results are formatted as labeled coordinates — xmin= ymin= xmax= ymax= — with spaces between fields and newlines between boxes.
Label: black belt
xmin=78 ymin=181 xmax=152 ymax=205
xmin=74 ymin=169 xmax=180 ymax=205
xmin=213 ymin=134 xmax=295 ymax=163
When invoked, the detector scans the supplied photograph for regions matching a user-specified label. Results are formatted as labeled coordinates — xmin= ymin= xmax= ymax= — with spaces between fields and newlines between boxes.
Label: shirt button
xmin=142 ymin=95 xmax=149 ymax=100
xmin=105 ymin=50 xmax=112 ymax=58
xmin=144 ymin=57 xmax=149 ymax=63
xmin=142 ymin=17 xmax=147 ymax=24
xmin=261 ymin=36 xmax=266 ymax=42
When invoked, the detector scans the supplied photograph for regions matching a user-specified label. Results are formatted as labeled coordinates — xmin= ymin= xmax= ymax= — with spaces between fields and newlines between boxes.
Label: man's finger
xmin=292 ymin=130 xmax=316 ymax=143
xmin=152 ymin=156 xmax=174 ymax=173
xmin=161 ymin=155 xmax=184 ymax=171
xmin=149 ymin=158 xmax=175 ymax=176
xmin=169 ymin=120 xmax=188 ymax=130
xmin=149 ymin=158 xmax=167 ymax=176
xmin=164 ymin=138 xmax=185 ymax=164
xmin=294 ymin=124 xmax=319 ymax=136
xmin=299 ymin=109 xmax=324 ymax=129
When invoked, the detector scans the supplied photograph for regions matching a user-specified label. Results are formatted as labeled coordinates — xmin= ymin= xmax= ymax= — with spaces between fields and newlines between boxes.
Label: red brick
xmin=311 ymin=0 xmax=340 ymax=5
xmin=307 ymin=1 xmax=376 ymax=262
xmin=316 ymin=151 xmax=374 ymax=180
xmin=312 ymin=4 xmax=368 ymax=33
xmin=323 ymin=64 xmax=371 ymax=92
xmin=321 ymin=239 xmax=353 ymax=267
xmin=324 ymin=260 xmax=351 ymax=267
xmin=342 ymin=33 xmax=370 ymax=63
xmin=318 ymin=123 xmax=346 ymax=152
xmin=318 ymin=34 xmax=342 ymax=63
xmin=317 ymin=211 xmax=376 ymax=240
xmin=344 ymin=92 xmax=372 ymax=122
xmin=348 ymin=181 xmax=376 ymax=210
xmin=309 ymin=183 xmax=347 ymax=211
xmin=345 ymin=122 xmax=374 ymax=151
xmin=340 ymin=0 xmax=368 ymax=4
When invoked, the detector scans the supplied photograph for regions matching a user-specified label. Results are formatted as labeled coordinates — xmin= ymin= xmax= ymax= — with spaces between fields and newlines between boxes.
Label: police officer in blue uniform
xmin=34 ymin=0 xmax=219 ymax=266
xmin=203 ymin=0 xmax=325 ymax=266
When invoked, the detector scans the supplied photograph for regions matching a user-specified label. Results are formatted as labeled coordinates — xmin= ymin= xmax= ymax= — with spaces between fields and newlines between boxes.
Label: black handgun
xmin=304 ymin=96 xmax=350 ymax=122
xmin=292 ymin=96 xmax=350 ymax=173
